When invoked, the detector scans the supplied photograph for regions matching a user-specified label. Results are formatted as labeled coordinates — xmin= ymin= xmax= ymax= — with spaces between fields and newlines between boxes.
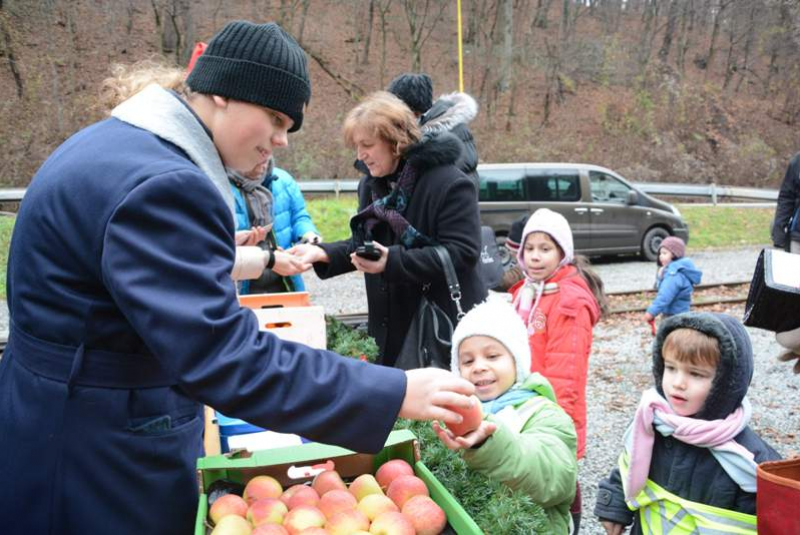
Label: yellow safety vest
xmin=618 ymin=452 xmax=757 ymax=534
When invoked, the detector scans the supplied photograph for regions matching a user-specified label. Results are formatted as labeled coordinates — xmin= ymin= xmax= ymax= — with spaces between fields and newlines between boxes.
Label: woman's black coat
xmin=316 ymin=133 xmax=487 ymax=365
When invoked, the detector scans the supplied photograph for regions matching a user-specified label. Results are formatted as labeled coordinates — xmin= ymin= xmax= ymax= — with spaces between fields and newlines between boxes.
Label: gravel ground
xmin=1 ymin=245 xmax=796 ymax=534
xmin=299 ymin=245 xmax=799 ymax=534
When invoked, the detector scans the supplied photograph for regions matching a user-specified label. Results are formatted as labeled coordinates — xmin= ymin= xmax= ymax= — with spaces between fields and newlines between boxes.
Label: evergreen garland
xmin=396 ymin=419 xmax=549 ymax=534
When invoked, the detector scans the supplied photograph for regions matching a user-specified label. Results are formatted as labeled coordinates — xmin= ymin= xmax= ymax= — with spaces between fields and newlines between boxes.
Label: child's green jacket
xmin=462 ymin=373 xmax=578 ymax=534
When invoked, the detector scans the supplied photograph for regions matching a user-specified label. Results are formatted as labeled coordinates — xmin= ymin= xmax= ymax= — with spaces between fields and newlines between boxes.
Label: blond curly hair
xmin=100 ymin=60 xmax=187 ymax=112
xmin=342 ymin=91 xmax=421 ymax=155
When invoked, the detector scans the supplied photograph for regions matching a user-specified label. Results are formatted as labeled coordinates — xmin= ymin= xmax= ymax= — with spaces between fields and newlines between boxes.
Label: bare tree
xmin=498 ymin=0 xmax=513 ymax=92
xmin=0 ymin=3 xmax=23 ymax=98
xmin=658 ymin=0 xmax=681 ymax=63
xmin=376 ymin=0 xmax=393 ymax=86
xmin=361 ymin=0 xmax=375 ymax=64
xmin=734 ymin=1 xmax=758 ymax=92
xmin=676 ymin=0 xmax=697 ymax=74
xmin=297 ymin=0 xmax=312 ymax=45
xmin=533 ymin=0 xmax=555 ymax=29
xmin=637 ymin=0 xmax=660 ymax=71
xmin=704 ymin=0 xmax=733 ymax=77
xmin=600 ymin=0 xmax=623 ymax=34
xmin=401 ymin=0 xmax=448 ymax=71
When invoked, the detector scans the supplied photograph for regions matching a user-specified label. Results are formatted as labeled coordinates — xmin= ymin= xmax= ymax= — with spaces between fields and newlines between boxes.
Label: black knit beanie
xmin=186 ymin=21 xmax=311 ymax=132
xmin=387 ymin=73 xmax=433 ymax=115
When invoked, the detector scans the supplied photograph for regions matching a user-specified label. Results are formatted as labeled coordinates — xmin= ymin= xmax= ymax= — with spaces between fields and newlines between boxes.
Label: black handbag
xmin=477 ymin=225 xmax=504 ymax=291
xmin=743 ymin=248 xmax=800 ymax=332
xmin=394 ymin=246 xmax=465 ymax=370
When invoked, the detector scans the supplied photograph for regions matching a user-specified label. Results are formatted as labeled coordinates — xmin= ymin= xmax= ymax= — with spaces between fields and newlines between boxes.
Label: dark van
xmin=478 ymin=163 xmax=689 ymax=261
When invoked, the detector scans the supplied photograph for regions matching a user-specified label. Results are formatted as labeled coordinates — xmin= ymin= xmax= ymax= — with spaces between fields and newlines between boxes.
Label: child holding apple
xmin=433 ymin=298 xmax=579 ymax=535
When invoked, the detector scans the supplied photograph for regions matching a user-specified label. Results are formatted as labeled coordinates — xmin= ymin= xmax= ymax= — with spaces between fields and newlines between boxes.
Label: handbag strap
xmin=432 ymin=245 xmax=466 ymax=320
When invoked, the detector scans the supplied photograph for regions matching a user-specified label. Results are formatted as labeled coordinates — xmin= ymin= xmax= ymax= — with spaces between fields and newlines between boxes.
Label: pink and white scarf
xmin=623 ymin=388 xmax=757 ymax=501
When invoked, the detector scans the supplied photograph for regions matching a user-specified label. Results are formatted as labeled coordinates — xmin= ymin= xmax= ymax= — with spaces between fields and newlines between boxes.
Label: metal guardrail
xmin=294 ymin=180 xmax=778 ymax=204
xmin=0 ymin=182 xmax=778 ymax=204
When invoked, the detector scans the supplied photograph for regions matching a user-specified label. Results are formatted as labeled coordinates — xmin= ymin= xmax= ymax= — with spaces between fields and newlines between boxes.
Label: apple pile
xmin=208 ymin=459 xmax=448 ymax=535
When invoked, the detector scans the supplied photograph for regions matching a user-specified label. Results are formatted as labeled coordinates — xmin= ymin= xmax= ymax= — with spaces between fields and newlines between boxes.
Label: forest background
xmin=1 ymin=0 xmax=800 ymax=188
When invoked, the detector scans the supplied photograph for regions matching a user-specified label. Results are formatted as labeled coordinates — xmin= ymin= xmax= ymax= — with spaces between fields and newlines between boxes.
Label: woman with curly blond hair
xmin=292 ymin=91 xmax=487 ymax=366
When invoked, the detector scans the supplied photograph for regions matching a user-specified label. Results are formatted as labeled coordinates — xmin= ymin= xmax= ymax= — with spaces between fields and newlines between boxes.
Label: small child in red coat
xmin=509 ymin=208 xmax=608 ymax=533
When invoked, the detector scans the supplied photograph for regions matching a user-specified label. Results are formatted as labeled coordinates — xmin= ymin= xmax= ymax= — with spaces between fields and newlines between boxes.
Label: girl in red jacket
xmin=509 ymin=208 xmax=608 ymax=534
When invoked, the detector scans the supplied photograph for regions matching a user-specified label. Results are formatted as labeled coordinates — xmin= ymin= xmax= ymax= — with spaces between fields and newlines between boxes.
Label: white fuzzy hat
xmin=516 ymin=208 xmax=574 ymax=270
xmin=450 ymin=297 xmax=531 ymax=385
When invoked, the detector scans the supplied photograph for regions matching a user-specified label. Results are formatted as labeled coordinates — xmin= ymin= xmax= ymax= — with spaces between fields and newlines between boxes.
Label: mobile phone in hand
xmin=355 ymin=241 xmax=381 ymax=261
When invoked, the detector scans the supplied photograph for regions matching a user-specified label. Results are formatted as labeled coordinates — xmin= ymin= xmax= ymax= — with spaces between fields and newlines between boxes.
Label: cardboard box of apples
xmin=195 ymin=429 xmax=482 ymax=535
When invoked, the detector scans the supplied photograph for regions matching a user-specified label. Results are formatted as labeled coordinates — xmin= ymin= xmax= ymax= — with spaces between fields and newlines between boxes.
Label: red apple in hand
xmin=443 ymin=395 xmax=483 ymax=437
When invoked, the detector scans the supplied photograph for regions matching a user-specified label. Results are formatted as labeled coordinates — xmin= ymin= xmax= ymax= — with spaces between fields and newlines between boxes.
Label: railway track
xmin=0 ymin=281 xmax=752 ymax=352
xmin=332 ymin=280 xmax=752 ymax=327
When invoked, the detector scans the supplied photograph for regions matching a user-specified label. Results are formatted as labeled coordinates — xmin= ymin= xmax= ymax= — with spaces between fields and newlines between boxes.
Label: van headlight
xmin=671 ymin=205 xmax=681 ymax=218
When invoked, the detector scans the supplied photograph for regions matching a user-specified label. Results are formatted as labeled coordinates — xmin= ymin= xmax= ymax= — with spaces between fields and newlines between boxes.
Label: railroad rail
xmin=0 ymin=281 xmax=751 ymax=353
xmin=332 ymin=280 xmax=752 ymax=327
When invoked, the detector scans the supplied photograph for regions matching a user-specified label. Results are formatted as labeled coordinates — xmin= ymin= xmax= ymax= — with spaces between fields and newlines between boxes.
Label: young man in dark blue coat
xmin=0 ymin=21 xmax=475 ymax=535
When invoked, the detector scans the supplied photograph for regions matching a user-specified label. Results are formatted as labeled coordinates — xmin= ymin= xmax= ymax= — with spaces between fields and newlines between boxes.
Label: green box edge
xmin=194 ymin=429 xmax=483 ymax=535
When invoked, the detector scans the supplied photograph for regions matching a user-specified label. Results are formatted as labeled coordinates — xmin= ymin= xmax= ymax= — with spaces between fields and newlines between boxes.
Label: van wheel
xmin=495 ymin=234 xmax=513 ymax=266
xmin=642 ymin=227 xmax=669 ymax=262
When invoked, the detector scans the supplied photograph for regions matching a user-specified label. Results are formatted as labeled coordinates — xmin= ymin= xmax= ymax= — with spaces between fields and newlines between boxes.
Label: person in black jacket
xmin=387 ymin=73 xmax=481 ymax=189
xmin=292 ymin=91 xmax=486 ymax=366
xmin=771 ymin=152 xmax=800 ymax=253
xmin=594 ymin=313 xmax=780 ymax=534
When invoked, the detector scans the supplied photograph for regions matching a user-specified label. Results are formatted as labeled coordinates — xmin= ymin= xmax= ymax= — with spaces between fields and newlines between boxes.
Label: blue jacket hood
xmin=666 ymin=257 xmax=702 ymax=285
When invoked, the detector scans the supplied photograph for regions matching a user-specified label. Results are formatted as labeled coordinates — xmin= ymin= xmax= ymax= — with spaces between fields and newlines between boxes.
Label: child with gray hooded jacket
xmin=594 ymin=312 xmax=780 ymax=534
xmin=433 ymin=298 xmax=579 ymax=534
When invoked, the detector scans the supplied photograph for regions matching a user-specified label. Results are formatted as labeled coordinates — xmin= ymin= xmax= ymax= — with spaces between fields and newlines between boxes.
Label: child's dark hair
xmin=572 ymin=255 xmax=609 ymax=318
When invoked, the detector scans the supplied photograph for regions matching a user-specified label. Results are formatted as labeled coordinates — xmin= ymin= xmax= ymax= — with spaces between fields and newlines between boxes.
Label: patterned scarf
xmin=228 ymin=170 xmax=274 ymax=229
xmin=349 ymin=160 xmax=433 ymax=249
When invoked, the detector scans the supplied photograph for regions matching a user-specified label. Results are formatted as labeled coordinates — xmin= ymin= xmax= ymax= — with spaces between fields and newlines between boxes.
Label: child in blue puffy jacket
xmin=644 ymin=237 xmax=702 ymax=323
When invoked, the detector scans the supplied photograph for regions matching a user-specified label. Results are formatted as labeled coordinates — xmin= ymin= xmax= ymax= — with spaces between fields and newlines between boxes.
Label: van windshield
xmin=589 ymin=171 xmax=631 ymax=203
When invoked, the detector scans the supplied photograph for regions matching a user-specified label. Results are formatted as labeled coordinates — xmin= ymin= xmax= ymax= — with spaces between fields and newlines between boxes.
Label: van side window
xmin=478 ymin=169 xmax=526 ymax=202
xmin=590 ymin=171 xmax=630 ymax=203
xmin=527 ymin=171 xmax=580 ymax=202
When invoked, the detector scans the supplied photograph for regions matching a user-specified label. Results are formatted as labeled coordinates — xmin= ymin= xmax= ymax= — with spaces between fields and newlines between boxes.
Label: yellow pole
xmin=457 ymin=0 xmax=464 ymax=92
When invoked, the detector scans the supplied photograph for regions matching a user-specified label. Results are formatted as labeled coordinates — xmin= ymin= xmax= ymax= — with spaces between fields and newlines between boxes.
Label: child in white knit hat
xmin=432 ymin=298 xmax=579 ymax=534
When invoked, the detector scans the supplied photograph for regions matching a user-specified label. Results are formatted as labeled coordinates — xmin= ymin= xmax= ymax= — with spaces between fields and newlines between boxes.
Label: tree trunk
xmin=704 ymin=0 xmax=730 ymax=78
xmin=361 ymin=0 xmax=375 ymax=64
xmin=402 ymin=0 xmax=448 ymax=72
xmin=377 ymin=0 xmax=392 ymax=86
xmin=637 ymin=0 xmax=657 ymax=71
xmin=297 ymin=0 xmax=311 ymax=45
xmin=734 ymin=2 xmax=757 ymax=92
xmin=534 ymin=0 xmax=554 ymax=29
xmin=658 ymin=0 xmax=681 ymax=64
xmin=498 ymin=0 xmax=512 ymax=92
xmin=676 ymin=0 xmax=695 ymax=74
xmin=0 ymin=6 xmax=23 ymax=98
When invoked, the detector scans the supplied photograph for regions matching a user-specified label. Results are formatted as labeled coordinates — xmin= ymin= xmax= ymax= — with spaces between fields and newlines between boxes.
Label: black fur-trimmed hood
xmin=403 ymin=131 xmax=464 ymax=172
xmin=652 ymin=312 xmax=753 ymax=420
